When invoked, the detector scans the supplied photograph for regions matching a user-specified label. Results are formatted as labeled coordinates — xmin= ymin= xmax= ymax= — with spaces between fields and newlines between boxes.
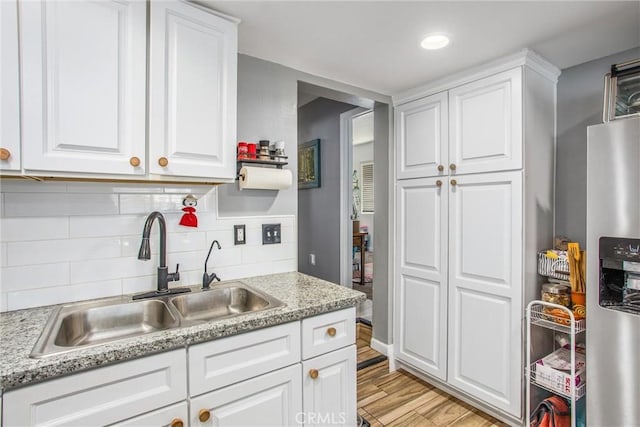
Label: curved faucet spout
xmin=138 ymin=211 xmax=167 ymax=266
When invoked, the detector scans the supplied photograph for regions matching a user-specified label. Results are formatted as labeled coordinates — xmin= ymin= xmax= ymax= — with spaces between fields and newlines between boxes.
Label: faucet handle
xmin=169 ymin=263 xmax=180 ymax=282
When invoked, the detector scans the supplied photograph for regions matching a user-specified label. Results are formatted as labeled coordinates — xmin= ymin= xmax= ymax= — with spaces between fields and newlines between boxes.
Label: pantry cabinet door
xmin=447 ymin=170 xmax=523 ymax=417
xmin=449 ymin=68 xmax=522 ymax=175
xmin=149 ymin=1 xmax=237 ymax=180
xmin=189 ymin=364 xmax=302 ymax=427
xmin=1 ymin=0 xmax=21 ymax=172
xmin=394 ymin=177 xmax=448 ymax=381
xmin=395 ymin=92 xmax=448 ymax=179
xmin=20 ymin=0 xmax=147 ymax=175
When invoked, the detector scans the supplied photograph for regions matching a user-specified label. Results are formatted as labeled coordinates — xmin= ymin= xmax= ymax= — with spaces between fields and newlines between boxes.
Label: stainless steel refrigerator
xmin=586 ymin=116 xmax=640 ymax=426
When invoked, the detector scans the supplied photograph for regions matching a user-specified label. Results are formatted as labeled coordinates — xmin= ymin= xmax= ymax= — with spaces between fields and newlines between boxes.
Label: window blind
xmin=361 ymin=162 xmax=374 ymax=213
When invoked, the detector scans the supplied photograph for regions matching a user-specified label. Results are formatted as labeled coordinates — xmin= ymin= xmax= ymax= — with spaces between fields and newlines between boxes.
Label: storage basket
xmin=537 ymin=251 xmax=570 ymax=281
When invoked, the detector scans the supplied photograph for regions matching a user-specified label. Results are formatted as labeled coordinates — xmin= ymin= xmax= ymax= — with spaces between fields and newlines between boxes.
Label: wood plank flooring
xmin=356 ymin=323 xmax=507 ymax=427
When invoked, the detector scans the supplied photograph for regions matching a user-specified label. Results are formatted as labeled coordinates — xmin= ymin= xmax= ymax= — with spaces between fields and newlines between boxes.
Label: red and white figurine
xmin=179 ymin=194 xmax=198 ymax=228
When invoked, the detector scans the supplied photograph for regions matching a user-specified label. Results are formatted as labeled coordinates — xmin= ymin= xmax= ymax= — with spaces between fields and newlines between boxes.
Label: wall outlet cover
xmin=234 ymin=224 xmax=246 ymax=245
xmin=262 ymin=223 xmax=281 ymax=245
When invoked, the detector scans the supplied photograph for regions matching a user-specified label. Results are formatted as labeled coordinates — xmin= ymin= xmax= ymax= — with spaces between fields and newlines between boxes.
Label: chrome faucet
xmin=133 ymin=211 xmax=190 ymax=300
xmin=202 ymin=240 xmax=222 ymax=290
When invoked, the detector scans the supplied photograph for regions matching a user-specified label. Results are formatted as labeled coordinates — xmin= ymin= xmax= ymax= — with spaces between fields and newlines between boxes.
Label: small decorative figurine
xmin=179 ymin=194 xmax=198 ymax=228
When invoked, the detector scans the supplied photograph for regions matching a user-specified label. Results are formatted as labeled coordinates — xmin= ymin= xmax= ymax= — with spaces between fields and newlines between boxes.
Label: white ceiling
xmin=204 ymin=1 xmax=640 ymax=95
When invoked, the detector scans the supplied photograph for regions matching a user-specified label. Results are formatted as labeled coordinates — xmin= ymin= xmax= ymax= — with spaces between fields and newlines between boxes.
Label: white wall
xmin=0 ymin=181 xmax=296 ymax=312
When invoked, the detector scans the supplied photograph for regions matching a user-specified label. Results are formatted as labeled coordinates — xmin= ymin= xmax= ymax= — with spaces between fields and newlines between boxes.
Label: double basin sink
xmin=30 ymin=282 xmax=284 ymax=358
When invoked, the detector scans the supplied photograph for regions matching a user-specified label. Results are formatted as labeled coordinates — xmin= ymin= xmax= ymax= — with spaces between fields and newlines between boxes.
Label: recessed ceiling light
xmin=421 ymin=34 xmax=450 ymax=50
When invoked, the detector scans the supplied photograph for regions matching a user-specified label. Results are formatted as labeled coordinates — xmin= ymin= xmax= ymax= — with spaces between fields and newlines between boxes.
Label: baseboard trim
xmin=370 ymin=338 xmax=392 ymax=357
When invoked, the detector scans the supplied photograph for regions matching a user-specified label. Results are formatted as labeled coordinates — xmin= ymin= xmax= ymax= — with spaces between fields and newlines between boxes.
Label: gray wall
xmin=556 ymin=47 xmax=640 ymax=245
xmin=297 ymin=98 xmax=358 ymax=283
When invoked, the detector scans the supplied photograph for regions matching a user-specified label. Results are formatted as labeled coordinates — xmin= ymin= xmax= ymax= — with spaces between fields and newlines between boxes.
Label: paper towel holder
xmin=237 ymin=159 xmax=291 ymax=191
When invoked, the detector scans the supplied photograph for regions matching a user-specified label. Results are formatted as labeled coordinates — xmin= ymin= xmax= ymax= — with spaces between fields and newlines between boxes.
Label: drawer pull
xmin=158 ymin=156 xmax=169 ymax=167
xmin=437 ymin=164 xmax=444 ymax=172
xmin=449 ymin=163 xmax=456 ymax=171
xmin=199 ymin=409 xmax=211 ymax=422
xmin=171 ymin=418 xmax=184 ymax=427
xmin=0 ymin=148 xmax=11 ymax=161
xmin=309 ymin=368 xmax=319 ymax=379
xmin=327 ymin=327 xmax=337 ymax=337
xmin=435 ymin=180 xmax=442 ymax=187
xmin=129 ymin=156 xmax=141 ymax=167
xmin=450 ymin=179 xmax=458 ymax=186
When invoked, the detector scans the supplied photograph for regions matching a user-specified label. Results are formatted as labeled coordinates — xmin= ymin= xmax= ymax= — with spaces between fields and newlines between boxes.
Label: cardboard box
xmin=535 ymin=346 xmax=586 ymax=395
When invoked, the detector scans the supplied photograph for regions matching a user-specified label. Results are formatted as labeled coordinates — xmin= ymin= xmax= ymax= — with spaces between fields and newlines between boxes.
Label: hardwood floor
xmin=356 ymin=323 xmax=507 ymax=427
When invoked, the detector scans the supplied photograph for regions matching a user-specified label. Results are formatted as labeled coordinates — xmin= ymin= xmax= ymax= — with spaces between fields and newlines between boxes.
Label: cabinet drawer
xmin=3 ymin=349 xmax=186 ymax=427
xmin=301 ymin=308 xmax=355 ymax=360
xmin=189 ymin=321 xmax=301 ymax=396
xmin=109 ymin=401 xmax=188 ymax=427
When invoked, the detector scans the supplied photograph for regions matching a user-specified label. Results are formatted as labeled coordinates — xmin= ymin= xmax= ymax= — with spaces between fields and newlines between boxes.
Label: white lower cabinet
xmin=3 ymin=349 xmax=187 ymax=426
xmin=302 ymin=345 xmax=357 ymax=427
xmin=190 ymin=364 xmax=302 ymax=427
xmin=2 ymin=308 xmax=357 ymax=427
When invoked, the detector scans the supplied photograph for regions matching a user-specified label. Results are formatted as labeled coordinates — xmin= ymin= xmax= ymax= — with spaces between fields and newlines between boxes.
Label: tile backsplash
xmin=0 ymin=181 xmax=296 ymax=312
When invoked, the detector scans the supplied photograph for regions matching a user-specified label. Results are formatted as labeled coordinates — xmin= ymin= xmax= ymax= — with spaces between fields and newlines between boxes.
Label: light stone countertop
xmin=0 ymin=272 xmax=366 ymax=392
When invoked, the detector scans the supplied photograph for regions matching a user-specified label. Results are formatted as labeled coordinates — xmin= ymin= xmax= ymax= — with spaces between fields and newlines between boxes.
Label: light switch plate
xmin=262 ymin=223 xmax=281 ymax=245
xmin=234 ymin=224 xmax=246 ymax=245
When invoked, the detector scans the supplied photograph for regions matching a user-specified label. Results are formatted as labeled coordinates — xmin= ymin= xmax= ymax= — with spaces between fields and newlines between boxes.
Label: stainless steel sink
xmin=31 ymin=299 xmax=179 ymax=358
xmin=30 ymin=283 xmax=284 ymax=358
xmin=169 ymin=283 xmax=284 ymax=322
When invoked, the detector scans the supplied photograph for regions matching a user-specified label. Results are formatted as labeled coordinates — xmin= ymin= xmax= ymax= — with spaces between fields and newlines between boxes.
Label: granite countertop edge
xmin=0 ymin=272 xmax=366 ymax=392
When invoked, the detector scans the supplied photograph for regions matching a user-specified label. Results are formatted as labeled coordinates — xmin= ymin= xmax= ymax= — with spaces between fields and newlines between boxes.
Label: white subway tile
xmin=0 ymin=292 xmax=7 ymax=312
xmin=166 ymin=251 xmax=208 ymax=272
xmin=66 ymin=182 xmax=164 ymax=194
xmin=242 ymin=243 xmax=295 ymax=263
xmin=7 ymin=280 xmax=122 ymax=311
xmin=0 ymin=217 xmax=69 ymax=242
xmin=203 ymin=247 xmax=242 ymax=268
xmin=167 ymin=231 xmax=206 ymax=253
xmin=8 ymin=237 xmax=121 ymax=266
xmin=4 ymin=193 xmax=119 ymax=217
xmin=0 ymin=243 xmax=7 ymax=267
xmin=70 ymin=215 xmax=142 ymax=238
xmin=205 ymin=230 xmax=234 ymax=249
xmin=1 ymin=262 xmax=69 ymax=292
xmin=122 ymin=275 xmax=156 ymax=295
xmin=119 ymin=194 xmax=184 ymax=215
xmin=0 ymin=193 xmax=4 ymax=216
xmin=271 ymin=259 xmax=298 ymax=274
xmin=70 ymin=257 xmax=156 ymax=284
xmin=0 ymin=181 xmax=68 ymax=193
xmin=216 ymin=262 xmax=274 ymax=281
xmin=121 ymin=234 xmax=162 ymax=257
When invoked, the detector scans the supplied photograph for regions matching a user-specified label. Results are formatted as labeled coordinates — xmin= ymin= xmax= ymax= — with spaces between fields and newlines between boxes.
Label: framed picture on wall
xmin=298 ymin=139 xmax=321 ymax=189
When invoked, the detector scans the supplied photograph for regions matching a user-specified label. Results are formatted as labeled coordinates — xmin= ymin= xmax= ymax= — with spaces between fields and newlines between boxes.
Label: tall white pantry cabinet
xmin=392 ymin=50 xmax=559 ymax=422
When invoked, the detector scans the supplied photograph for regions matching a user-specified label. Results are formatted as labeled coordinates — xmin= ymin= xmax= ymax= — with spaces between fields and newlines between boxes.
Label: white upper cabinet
xmin=20 ymin=0 xmax=147 ymax=176
xmin=448 ymin=68 xmax=523 ymax=175
xmin=447 ymin=170 xmax=523 ymax=416
xmin=149 ymin=1 xmax=237 ymax=180
xmin=1 ymin=0 xmax=22 ymax=172
xmin=395 ymin=91 xmax=448 ymax=179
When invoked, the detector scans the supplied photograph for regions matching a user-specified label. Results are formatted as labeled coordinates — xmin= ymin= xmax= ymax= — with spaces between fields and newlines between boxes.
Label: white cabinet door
xmin=149 ymin=1 xmax=237 ymax=179
xmin=302 ymin=345 xmax=357 ymax=427
xmin=449 ymin=69 xmax=522 ymax=175
xmin=110 ymin=401 xmax=188 ymax=427
xmin=447 ymin=170 xmax=523 ymax=417
xmin=20 ymin=0 xmax=147 ymax=175
xmin=1 ymin=0 xmax=21 ymax=172
xmin=190 ymin=364 xmax=302 ymax=427
xmin=3 ymin=349 xmax=187 ymax=427
xmin=395 ymin=92 xmax=448 ymax=179
xmin=394 ymin=177 xmax=448 ymax=380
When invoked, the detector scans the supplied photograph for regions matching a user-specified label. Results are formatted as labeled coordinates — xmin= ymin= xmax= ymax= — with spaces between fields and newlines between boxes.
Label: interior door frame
xmin=339 ymin=107 xmax=370 ymax=288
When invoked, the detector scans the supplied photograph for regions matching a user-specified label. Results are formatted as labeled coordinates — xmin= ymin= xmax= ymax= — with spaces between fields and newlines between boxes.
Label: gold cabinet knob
xmin=0 ymin=148 xmax=11 ymax=161
xmin=437 ymin=164 xmax=444 ymax=172
xmin=198 ymin=409 xmax=211 ymax=423
xmin=449 ymin=163 xmax=456 ymax=171
xmin=171 ymin=418 xmax=184 ymax=427
xmin=309 ymin=369 xmax=319 ymax=379
xmin=158 ymin=157 xmax=169 ymax=167
xmin=327 ymin=327 xmax=336 ymax=337
xmin=129 ymin=156 xmax=141 ymax=167
xmin=451 ymin=179 xmax=457 ymax=186
xmin=436 ymin=180 xmax=442 ymax=187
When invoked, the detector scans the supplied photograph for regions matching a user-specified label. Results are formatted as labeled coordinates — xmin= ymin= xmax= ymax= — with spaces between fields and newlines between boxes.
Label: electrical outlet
xmin=262 ymin=223 xmax=281 ymax=245
xmin=234 ymin=224 xmax=246 ymax=245
xmin=309 ymin=253 xmax=316 ymax=265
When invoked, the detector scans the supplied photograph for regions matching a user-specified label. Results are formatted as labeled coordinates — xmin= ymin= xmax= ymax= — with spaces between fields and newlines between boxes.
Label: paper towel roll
xmin=239 ymin=166 xmax=292 ymax=190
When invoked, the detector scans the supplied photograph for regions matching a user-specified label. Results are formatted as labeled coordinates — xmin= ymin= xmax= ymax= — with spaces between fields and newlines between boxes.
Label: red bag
xmin=530 ymin=396 xmax=571 ymax=427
